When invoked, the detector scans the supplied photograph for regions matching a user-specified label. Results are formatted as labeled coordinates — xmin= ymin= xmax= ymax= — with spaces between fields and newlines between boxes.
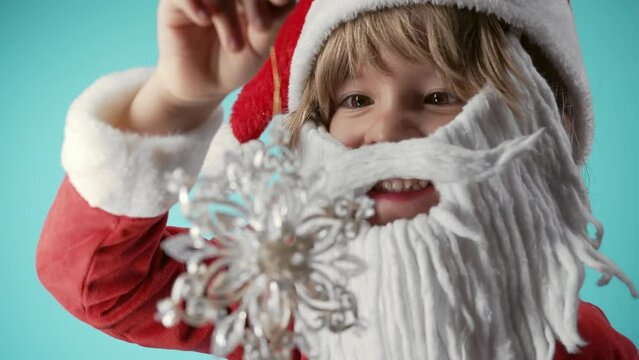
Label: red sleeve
xmin=554 ymin=301 xmax=638 ymax=360
xmin=36 ymin=177 xmax=244 ymax=359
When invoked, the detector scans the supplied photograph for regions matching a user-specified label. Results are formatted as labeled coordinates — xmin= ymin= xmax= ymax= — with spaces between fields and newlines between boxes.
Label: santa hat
xmin=229 ymin=0 xmax=593 ymax=164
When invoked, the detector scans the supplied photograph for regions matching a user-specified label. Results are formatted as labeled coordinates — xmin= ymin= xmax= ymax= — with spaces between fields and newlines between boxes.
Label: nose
xmin=363 ymin=103 xmax=423 ymax=145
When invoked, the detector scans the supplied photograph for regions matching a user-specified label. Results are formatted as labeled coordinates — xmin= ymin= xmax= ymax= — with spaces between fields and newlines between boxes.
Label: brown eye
xmin=424 ymin=92 xmax=459 ymax=106
xmin=343 ymin=94 xmax=373 ymax=108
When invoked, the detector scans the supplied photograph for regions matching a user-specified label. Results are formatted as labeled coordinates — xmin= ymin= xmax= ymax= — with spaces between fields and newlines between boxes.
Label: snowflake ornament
xmin=156 ymin=121 xmax=374 ymax=360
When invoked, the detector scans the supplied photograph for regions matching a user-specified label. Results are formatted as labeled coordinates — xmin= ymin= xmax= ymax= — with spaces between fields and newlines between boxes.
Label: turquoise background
xmin=1 ymin=1 xmax=637 ymax=359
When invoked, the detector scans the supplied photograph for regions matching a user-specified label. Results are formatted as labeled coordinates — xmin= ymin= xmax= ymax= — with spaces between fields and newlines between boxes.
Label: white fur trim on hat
xmin=62 ymin=68 xmax=225 ymax=218
xmin=288 ymin=0 xmax=593 ymax=164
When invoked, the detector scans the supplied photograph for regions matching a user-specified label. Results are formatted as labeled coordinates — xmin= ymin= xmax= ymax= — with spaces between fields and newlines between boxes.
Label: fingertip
xmin=270 ymin=0 xmax=292 ymax=6
xmin=196 ymin=9 xmax=212 ymax=26
xmin=253 ymin=16 xmax=270 ymax=32
xmin=242 ymin=0 xmax=272 ymax=32
xmin=211 ymin=18 xmax=245 ymax=52
xmin=227 ymin=36 xmax=243 ymax=52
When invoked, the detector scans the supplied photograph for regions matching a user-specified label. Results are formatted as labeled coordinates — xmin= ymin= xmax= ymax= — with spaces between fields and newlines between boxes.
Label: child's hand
xmin=119 ymin=0 xmax=294 ymax=135
xmin=157 ymin=0 xmax=294 ymax=102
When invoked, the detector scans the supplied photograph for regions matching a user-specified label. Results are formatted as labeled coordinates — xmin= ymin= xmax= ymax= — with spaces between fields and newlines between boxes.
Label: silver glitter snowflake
xmin=156 ymin=122 xmax=374 ymax=360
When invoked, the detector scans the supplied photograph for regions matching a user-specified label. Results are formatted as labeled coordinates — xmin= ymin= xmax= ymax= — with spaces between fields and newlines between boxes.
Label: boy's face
xmin=328 ymin=50 xmax=470 ymax=225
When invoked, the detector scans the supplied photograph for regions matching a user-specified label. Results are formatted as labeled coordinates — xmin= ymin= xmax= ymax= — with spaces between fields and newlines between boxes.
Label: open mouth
xmin=366 ymin=178 xmax=437 ymax=203
xmin=370 ymin=178 xmax=434 ymax=193
xmin=365 ymin=178 xmax=439 ymax=224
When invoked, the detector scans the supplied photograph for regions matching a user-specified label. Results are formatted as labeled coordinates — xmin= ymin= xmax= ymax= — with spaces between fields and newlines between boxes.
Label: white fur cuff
xmin=61 ymin=68 xmax=224 ymax=218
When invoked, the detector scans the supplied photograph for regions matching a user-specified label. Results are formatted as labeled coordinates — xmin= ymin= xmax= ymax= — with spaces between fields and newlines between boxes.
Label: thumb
xmin=244 ymin=1 xmax=295 ymax=58
xmin=270 ymin=0 xmax=293 ymax=6
xmin=242 ymin=0 xmax=296 ymax=30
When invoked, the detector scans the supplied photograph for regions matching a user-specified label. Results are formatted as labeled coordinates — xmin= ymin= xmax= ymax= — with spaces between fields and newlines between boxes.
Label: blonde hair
xmin=287 ymin=4 xmax=521 ymax=146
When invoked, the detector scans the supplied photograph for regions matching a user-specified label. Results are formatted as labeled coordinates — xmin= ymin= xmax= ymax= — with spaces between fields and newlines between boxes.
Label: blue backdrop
xmin=1 ymin=1 xmax=637 ymax=359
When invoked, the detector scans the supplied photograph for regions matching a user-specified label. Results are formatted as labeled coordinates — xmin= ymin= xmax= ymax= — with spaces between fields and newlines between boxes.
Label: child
xmin=37 ymin=0 xmax=637 ymax=359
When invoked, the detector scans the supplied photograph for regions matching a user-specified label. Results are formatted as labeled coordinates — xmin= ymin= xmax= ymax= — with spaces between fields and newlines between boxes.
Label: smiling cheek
xmin=328 ymin=117 xmax=362 ymax=147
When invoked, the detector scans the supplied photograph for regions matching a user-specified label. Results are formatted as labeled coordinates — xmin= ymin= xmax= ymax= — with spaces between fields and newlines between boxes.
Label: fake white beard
xmin=293 ymin=36 xmax=637 ymax=360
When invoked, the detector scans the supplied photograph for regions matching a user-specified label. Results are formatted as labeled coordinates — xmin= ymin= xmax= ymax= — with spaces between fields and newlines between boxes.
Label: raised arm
xmin=36 ymin=0 xmax=294 ymax=357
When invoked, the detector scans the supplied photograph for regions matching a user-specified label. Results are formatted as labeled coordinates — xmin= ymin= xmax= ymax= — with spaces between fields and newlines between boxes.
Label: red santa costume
xmin=37 ymin=0 xmax=638 ymax=359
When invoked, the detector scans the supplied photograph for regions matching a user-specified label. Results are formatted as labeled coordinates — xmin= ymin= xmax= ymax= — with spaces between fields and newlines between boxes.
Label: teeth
xmin=374 ymin=179 xmax=431 ymax=193
xmin=403 ymin=179 xmax=413 ymax=190
xmin=391 ymin=179 xmax=402 ymax=191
